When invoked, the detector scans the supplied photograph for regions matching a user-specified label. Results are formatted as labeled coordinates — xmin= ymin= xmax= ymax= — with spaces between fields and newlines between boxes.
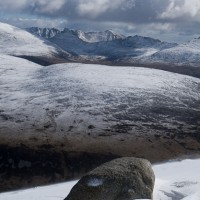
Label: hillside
xmin=0 ymin=55 xmax=200 ymax=191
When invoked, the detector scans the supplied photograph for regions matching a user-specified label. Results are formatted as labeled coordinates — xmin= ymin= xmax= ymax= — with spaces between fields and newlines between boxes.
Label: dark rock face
xmin=64 ymin=157 xmax=155 ymax=200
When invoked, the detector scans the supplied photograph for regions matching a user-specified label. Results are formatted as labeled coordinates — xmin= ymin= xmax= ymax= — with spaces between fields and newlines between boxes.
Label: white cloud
xmin=33 ymin=0 xmax=65 ymax=14
xmin=160 ymin=0 xmax=200 ymax=20
xmin=76 ymin=0 xmax=135 ymax=18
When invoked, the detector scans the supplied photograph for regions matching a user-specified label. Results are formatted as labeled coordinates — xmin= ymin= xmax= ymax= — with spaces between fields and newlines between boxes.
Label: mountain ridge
xmin=27 ymin=26 xmax=178 ymax=60
xmin=27 ymin=27 xmax=126 ymax=42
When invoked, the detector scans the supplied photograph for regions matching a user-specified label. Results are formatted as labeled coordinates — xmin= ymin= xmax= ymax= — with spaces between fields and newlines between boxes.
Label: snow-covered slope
xmin=1 ymin=159 xmax=200 ymax=200
xmin=1 ymin=59 xmax=200 ymax=156
xmin=145 ymin=38 xmax=200 ymax=66
xmin=0 ymin=22 xmax=70 ymax=60
xmin=0 ymin=55 xmax=200 ymax=191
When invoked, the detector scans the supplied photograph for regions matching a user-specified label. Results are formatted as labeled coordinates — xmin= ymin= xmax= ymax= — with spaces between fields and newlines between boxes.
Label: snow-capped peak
xmin=75 ymin=29 xmax=125 ymax=43
xmin=27 ymin=27 xmax=60 ymax=38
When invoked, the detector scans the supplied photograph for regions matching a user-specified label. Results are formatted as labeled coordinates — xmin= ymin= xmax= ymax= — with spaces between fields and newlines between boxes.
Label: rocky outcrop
xmin=64 ymin=157 xmax=155 ymax=200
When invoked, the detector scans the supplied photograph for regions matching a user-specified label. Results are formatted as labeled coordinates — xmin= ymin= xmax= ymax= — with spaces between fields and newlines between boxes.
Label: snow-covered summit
xmin=75 ymin=29 xmax=125 ymax=43
xmin=1 ymin=60 xmax=200 ymax=152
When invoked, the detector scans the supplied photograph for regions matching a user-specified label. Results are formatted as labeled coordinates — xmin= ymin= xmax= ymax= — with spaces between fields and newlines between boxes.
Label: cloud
xmin=32 ymin=0 xmax=65 ymax=14
xmin=76 ymin=0 xmax=136 ymax=18
xmin=0 ymin=0 xmax=160 ymax=22
xmin=160 ymin=0 xmax=200 ymax=21
xmin=77 ymin=0 xmax=122 ymax=17
xmin=0 ymin=0 xmax=136 ymax=16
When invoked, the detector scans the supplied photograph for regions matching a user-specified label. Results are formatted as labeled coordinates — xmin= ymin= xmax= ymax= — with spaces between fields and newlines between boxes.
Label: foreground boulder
xmin=64 ymin=157 xmax=155 ymax=200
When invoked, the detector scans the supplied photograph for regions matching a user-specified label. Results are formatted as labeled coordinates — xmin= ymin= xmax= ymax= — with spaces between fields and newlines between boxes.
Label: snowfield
xmin=0 ymin=159 xmax=199 ymax=200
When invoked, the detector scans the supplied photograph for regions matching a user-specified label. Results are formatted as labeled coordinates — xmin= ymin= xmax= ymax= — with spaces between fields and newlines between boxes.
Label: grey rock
xmin=64 ymin=157 xmax=155 ymax=200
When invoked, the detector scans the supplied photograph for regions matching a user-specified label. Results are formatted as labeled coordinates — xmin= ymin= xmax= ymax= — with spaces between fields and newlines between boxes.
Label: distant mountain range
xmin=0 ymin=22 xmax=200 ymax=77
xmin=27 ymin=27 xmax=126 ymax=42
xmin=27 ymin=26 xmax=200 ymax=66
xmin=27 ymin=27 xmax=177 ymax=59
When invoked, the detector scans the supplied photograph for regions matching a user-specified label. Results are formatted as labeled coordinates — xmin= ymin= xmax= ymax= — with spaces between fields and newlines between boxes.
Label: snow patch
xmin=87 ymin=178 xmax=104 ymax=187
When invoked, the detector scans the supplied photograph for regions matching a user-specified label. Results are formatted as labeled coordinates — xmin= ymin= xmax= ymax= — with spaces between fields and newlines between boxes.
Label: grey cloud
xmin=1 ymin=0 xmax=199 ymax=23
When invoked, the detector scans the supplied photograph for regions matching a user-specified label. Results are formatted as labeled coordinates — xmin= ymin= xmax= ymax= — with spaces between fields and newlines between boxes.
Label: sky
xmin=0 ymin=0 xmax=200 ymax=43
